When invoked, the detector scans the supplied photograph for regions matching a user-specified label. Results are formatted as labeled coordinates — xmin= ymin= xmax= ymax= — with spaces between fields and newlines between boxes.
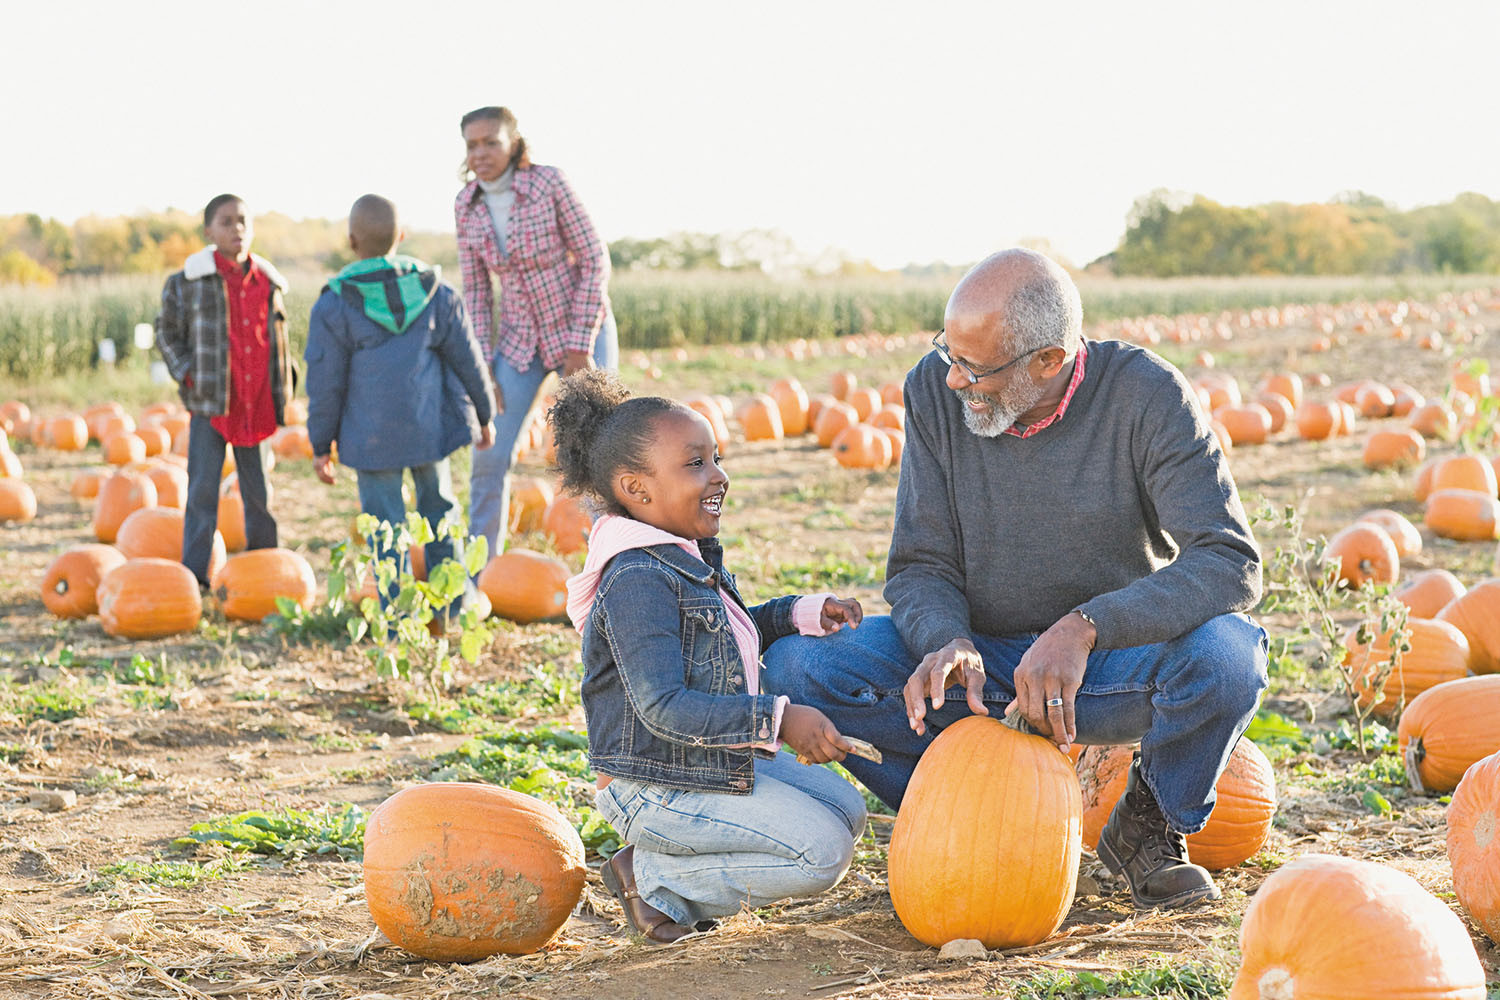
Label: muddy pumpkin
xmin=363 ymin=782 xmax=586 ymax=961
xmin=41 ymin=544 xmax=127 ymax=618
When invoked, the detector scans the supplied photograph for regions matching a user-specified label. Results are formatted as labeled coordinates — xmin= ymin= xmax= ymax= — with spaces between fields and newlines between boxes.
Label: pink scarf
xmin=566 ymin=514 xmax=770 ymax=699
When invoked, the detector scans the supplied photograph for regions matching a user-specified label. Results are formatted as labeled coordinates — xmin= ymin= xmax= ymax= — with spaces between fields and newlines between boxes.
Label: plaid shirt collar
xmin=1003 ymin=341 xmax=1089 ymax=439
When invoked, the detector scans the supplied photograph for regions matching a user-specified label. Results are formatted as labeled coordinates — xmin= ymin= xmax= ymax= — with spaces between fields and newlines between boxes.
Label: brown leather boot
xmin=1096 ymin=754 xmax=1220 ymax=910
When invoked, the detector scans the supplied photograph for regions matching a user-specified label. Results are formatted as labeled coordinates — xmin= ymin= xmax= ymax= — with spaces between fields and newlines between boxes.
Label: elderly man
xmin=764 ymin=248 xmax=1267 ymax=910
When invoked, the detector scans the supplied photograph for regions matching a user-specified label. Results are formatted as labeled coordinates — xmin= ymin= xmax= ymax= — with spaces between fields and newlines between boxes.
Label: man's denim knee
xmin=1176 ymin=613 xmax=1268 ymax=717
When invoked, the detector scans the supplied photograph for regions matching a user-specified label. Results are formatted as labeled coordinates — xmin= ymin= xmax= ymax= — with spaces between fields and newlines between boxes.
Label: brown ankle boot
xmin=1096 ymin=754 xmax=1220 ymax=910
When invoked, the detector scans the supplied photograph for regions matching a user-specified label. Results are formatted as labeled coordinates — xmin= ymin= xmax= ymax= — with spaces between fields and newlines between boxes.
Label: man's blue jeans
xmin=762 ymin=613 xmax=1267 ymax=834
xmin=355 ymin=458 xmax=464 ymax=613
xmin=595 ymin=750 xmax=867 ymax=927
xmin=468 ymin=311 xmax=618 ymax=558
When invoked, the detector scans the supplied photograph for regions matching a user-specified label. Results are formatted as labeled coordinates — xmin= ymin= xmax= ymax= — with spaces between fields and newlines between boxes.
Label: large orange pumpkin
xmin=1230 ymin=854 xmax=1484 ymax=999
xmin=211 ymin=548 xmax=317 ymax=622
xmin=363 ymin=782 xmax=586 ymax=961
xmin=1425 ymin=489 xmax=1500 ymax=542
xmin=1362 ymin=428 xmax=1426 ymax=470
xmin=1409 ymin=401 xmax=1457 ymax=440
xmin=1343 ymin=617 xmax=1471 ymax=716
xmin=1077 ymin=738 xmax=1275 ymax=871
xmin=1323 ymin=522 xmax=1399 ymax=588
xmin=101 ymin=431 xmax=146 ymax=467
xmin=115 ymin=506 xmax=227 ymax=580
xmin=830 ymin=424 xmax=893 ymax=470
xmin=93 ymin=471 xmax=158 ymax=543
xmin=145 ymin=461 xmax=189 ymax=509
xmin=0 ymin=479 xmax=37 ymax=522
xmin=1394 ymin=568 xmax=1466 ymax=619
xmin=542 ymin=494 xmax=591 ymax=556
xmin=1215 ymin=403 xmax=1272 ymax=446
xmin=1399 ymin=675 xmax=1500 ymax=794
xmin=1431 ymin=454 xmax=1499 ymax=498
xmin=1294 ymin=401 xmax=1341 ymax=441
xmin=847 ymin=386 xmax=882 ymax=423
xmin=888 ymin=716 xmax=1080 ymax=949
xmin=1355 ymin=508 xmax=1422 ymax=558
xmin=767 ymin=378 xmax=810 ymax=436
xmin=1447 ymin=750 xmax=1500 ymax=943
xmin=738 ymin=394 xmax=784 ymax=442
xmin=45 ymin=415 xmax=89 ymax=451
xmin=477 ymin=549 xmax=570 ymax=624
xmin=41 ymin=544 xmax=127 ymax=618
xmin=1436 ymin=579 xmax=1500 ymax=674
xmin=97 ymin=557 xmax=203 ymax=639
xmin=813 ymin=400 xmax=860 ymax=448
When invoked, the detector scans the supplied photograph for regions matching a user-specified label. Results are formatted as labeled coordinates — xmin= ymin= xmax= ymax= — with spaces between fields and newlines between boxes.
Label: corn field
xmin=1 ymin=270 xmax=1497 ymax=378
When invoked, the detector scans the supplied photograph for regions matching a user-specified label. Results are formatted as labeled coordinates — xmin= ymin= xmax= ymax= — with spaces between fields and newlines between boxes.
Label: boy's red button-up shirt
xmin=211 ymin=250 xmax=276 ymax=446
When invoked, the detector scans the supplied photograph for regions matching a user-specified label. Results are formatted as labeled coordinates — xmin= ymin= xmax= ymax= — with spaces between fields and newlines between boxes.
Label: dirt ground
xmin=2 ymin=295 xmax=1499 ymax=998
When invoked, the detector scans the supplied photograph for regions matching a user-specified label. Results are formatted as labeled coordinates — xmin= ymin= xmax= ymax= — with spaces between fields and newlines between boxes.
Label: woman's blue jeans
xmin=468 ymin=311 xmax=618 ymax=558
xmin=762 ymin=613 xmax=1268 ymax=834
xmin=595 ymin=750 xmax=867 ymax=927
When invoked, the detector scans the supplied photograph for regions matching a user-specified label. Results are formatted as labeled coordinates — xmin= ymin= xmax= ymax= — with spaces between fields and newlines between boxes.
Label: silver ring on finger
xmin=1045 ymin=697 xmax=1064 ymax=707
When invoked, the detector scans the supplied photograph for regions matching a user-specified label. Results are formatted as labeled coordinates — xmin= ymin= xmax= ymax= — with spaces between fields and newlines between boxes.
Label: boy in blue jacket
xmin=305 ymin=194 xmax=496 ymax=618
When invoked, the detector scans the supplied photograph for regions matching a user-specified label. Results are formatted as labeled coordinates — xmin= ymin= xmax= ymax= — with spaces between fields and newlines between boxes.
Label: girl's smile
xmin=620 ymin=408 xmax=729 ymax=538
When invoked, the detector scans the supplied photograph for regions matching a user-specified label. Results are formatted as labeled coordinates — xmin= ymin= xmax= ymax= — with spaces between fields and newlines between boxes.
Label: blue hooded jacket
xmin=304 ymin=257 xmax=495 ymax=471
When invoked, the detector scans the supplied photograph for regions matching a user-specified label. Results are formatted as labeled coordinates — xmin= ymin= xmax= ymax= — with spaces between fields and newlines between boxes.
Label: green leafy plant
xmin=1013 ymin=960 xmax=1229 ymax=999
xmin=87 ymin=855 xmax=252 ymax=892
xmin=0 ymin=678 xmax=94 ymax=723
xmin=1251 ymin=500 xmax=1412 ymax=755
xmin=175 ymin=805 xmax=366 ymax=860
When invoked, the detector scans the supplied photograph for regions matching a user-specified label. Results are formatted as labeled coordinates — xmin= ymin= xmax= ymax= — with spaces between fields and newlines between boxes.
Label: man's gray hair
xmin=1002 ymin=253 xmax=1084 ymax=358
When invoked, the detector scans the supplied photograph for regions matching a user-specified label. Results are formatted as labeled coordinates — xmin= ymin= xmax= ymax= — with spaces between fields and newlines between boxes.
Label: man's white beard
xmin=957 ymin=371 xmax=1046 ymax=438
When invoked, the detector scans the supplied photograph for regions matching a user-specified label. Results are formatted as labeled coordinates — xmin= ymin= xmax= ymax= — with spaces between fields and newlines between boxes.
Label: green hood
xmin=327 ymin=255 xmax=440 ymax=334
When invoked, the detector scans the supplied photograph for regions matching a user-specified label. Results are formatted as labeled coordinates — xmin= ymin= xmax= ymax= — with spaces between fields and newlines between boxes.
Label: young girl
xmin=554 ymin=370 xmax=868 ymax=943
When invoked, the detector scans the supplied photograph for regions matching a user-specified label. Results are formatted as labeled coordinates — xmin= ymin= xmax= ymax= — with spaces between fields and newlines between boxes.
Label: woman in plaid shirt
xmin=455 ymin=105 xmax=616 ymax=558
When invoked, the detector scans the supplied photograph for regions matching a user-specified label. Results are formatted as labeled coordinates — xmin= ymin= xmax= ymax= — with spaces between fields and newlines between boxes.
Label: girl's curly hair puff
xmin=548 ymin=370 xmax=678 ymax=515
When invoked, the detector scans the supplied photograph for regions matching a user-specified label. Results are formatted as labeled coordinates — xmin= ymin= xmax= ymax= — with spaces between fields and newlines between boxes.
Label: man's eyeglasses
xmin=931 ymin=331 xmax=1040 ymax=385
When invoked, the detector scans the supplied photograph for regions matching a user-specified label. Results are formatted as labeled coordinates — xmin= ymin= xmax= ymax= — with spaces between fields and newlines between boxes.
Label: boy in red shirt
xmin=155 ymin=194 xmax=296 ymax=587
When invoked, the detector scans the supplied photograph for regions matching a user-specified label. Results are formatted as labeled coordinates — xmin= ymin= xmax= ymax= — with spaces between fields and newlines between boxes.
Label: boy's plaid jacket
xmin=454 ymin=164 xmax=610 ymax=372
xmin=155 ymin=248 xmax=295 ymax=421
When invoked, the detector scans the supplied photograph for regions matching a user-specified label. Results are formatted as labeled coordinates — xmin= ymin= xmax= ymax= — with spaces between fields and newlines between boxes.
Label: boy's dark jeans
xmin=184 ymin=414 xmax=277 ymax=586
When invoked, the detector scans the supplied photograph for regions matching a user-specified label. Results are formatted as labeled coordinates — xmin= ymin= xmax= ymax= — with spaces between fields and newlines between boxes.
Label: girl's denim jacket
xmin=580 ymin=536 xmax=800 ymax=795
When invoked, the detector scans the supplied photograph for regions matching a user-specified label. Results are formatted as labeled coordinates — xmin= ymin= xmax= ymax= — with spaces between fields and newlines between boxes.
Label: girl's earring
xmin=640 ymin=496 xmax=651 ymax=504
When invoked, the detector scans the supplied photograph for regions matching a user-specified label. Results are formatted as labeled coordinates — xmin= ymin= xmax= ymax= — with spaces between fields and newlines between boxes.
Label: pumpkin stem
xmin=53 ymin=579 xmax=69 ymax=595
xmin=1000 ymin=713 xmax=1040 ymax=736
xmin=1403 ymin=737 xmax=1426 ymax=794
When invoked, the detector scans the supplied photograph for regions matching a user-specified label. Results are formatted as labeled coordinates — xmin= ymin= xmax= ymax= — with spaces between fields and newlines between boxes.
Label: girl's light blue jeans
xmin=468 ymin=311 xmax=618 ymax=558
xmin=762 ymin=613 xmax=1268 ymax=835
xmin=594 ymin=750 xmax=867 ymax=927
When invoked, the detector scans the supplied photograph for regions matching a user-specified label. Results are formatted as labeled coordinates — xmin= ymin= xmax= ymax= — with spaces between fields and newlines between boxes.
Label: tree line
xmin=4 ymin=190 xmax=1499 ymax=287
xmin=1110 ymin=190 xmax=1500 ymax=276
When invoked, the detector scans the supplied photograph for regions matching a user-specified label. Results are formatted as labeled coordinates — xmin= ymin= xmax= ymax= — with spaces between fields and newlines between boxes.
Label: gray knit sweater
xmin=885 ymin=339 xmax=1261 ymax=657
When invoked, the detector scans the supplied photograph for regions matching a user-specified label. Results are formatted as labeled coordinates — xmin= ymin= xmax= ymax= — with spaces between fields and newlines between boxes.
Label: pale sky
xmin=5 ymin=0 xmax=1498 ymax=269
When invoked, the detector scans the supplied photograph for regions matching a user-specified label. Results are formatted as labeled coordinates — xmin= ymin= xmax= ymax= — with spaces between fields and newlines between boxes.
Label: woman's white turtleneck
xmin=478 ymin=165 xmax=516 ymax=257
